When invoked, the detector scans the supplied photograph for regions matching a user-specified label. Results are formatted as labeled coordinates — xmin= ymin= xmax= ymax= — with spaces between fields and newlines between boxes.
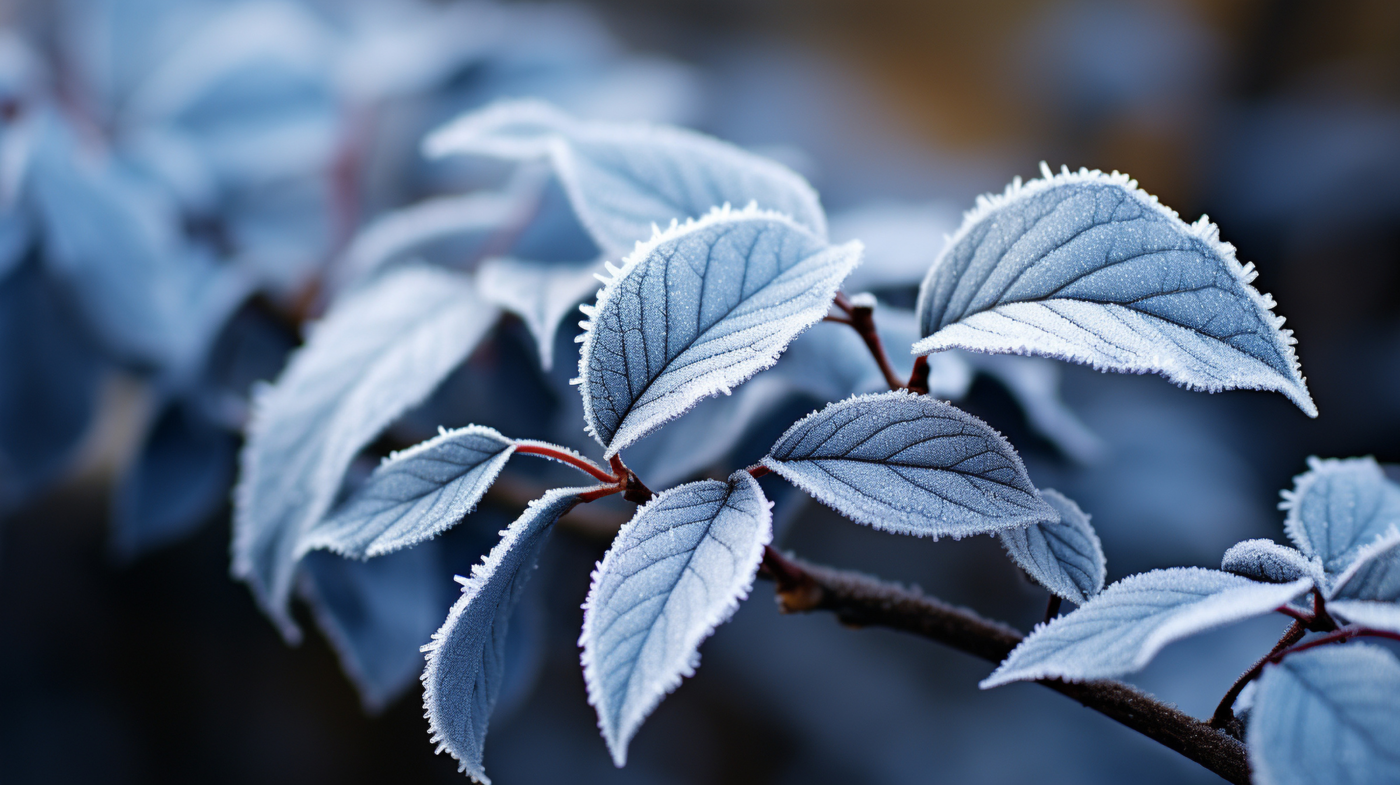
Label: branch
xmin=758 ymin=547 xmax=1252 ymax=785
xmin=833 ymin=292 xmax=904 ymax=392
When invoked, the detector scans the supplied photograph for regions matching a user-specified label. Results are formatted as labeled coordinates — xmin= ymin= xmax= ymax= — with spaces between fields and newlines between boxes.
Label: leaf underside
xmin=982 ymin=568 xmax=1311 ymax=687
xmin=578 ymin=206 xmax=860 ymax=457
xmin=422 ymin=486 xmax=588 ymax=785
xmin=763 ymin=391 xmax=1057 ymax=539
xmin=1248 ymin=644 xmax=1400 ymax=785
xmin=914 ymin=166 xmax=1315 ymax=418
xmin=581 ymin=471 xmax=772 ymax=766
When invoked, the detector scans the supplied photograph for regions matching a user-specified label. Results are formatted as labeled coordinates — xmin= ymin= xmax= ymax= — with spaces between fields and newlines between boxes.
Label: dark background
xmin=3 ymin=1 xmax=1399 ymax=782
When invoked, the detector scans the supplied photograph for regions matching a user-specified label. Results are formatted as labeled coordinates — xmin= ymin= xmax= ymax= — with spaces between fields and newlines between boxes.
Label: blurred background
xmin=2 ymin=0 xmax=1399 ymax=783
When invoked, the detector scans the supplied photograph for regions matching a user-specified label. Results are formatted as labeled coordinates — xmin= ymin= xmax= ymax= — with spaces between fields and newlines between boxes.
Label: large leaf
xmin=1219 ymin=539 xmax=1321 ymax=585
xmin=998 ymin=489 xmax=1105 ymax=604
xmin=762 ymin=391 xmax=1057 ymax=539
xmin=232 ymin=267 xmax=499 ymax=640
xmin=477 ymin=257 xmax=602 ymax=371
xmin=1282 ymin=457 xmax=1400 ymax=576
xmin=422 ymin=486 xmax=587 ymax=785
xmin=425 ymin=99 xmax=827 ymax=256
xmin=299 ymin=426 xmax=517 ymax=560
xmin=913 ymin=165 xmax=1315 ymax=418
xmin=580 ymin=471 xmax=771 ymax=766
xmin=981 ymin=569 xmax=1311 ymax=687
xmin=1248 ymin=643 xmax=1400 ymax=785
xmin=577 ymin=205 xmax=861 ymax=456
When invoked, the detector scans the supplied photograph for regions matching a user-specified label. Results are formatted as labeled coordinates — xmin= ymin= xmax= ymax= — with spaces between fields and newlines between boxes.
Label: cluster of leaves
xmin=224 ymin=88 xmax=1400 ymax=785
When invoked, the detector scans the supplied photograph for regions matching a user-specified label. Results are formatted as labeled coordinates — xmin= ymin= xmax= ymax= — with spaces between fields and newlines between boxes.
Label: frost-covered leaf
xmin=762 ymin=391 xmax=1057 ymax=539
xmin=1282 ymin=457 xmax=1400 ymax=575
xmin=113 ymin=397 xmax=236 ymax=559
xmin=913 ymin=165 xmax=1315 ymax=418
xmin=1328 ymin=529 xmax=1400 ymax=603
xmin=425 ymin=99 xmax=827 ymax=256
xmin=478 ymin=257 xmax=602 ymax=371
xmin=581 ymin=471 xmax=772 ymax=766
xmin=998 ymin=489 xmax=1105 ymax=603
xmin=1248 ymin=643 xmax=1400 ymax=785
xmin=981 ymin=569 xmax=1311 ymax=687
xmin=578 ymin=206 xmax=861 ymax=456
xmin=1220 ymin=539 xmax=1321 ymax=585
xmin=300 ymin=544 xmax=445 ymax=712
xmin=299 ymin=426 xmax=517 ymax=560
xmin=233 ymin=267 xmax=499 ymax=640
xmin=1328 ymin=601 xmax=1400 ymax=635
xmin=423 ymin=486 xmax=587 ymax=784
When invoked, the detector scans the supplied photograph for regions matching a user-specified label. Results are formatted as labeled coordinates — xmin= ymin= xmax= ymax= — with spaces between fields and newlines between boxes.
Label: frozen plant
xmin=232 ymin=99 xmax=1399 ymax=785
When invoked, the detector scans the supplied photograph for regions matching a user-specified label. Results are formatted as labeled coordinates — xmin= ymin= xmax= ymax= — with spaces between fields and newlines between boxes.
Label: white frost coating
xmin=330 ymin=182 xmax=539 ymax=295
xmin=232 ymin=266 xmax=500 ymax=641
xmin=1328 ymin=528 xmax=1400 ymax=602
xmin=425 ymin=98 xmax=828 ymax=256
xmin=298 ymin=426 xmax=517 ymax=560
xmin=577 ymin=204 xmax=862 ymax=457
xmin=998 ymin=489 xmax=1105 ymax=604
xmin=981 ymin=568 xmax=1311 ymax=688
xmin=1281 ymin=456 xmax=1400 ymax=576
xmin=422 ymin=486 xmax=590 ymax=785
xmin=913 ymin=165 xmax=1315 ymax=418
xmin=580 ymin=471 xmax=772 ymax=766
xmin=763 ymin=391 xmax=1057 ymax=540
xmin=1248 ymin=644 xmax=1400 ymax=785
xmin=1220 ymin=539 xmax=1322 ymax=586
xmin=477 ymin=257 xmax=604 ymax=370
xmin=1328 ymin=601 xmax=1400 ymax=634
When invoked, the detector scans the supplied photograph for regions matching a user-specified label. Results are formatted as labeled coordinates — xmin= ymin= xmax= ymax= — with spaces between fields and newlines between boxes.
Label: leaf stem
xmin=1209 ymin=620 xmax=1307 ymax=730
xmin=610 ymin=455 xmax=656 ymax=504
xmin=757 ymin=546 xmax=1253 ymax=785
xmin=746 ymin=464 xmax=771 ymax=479
xmin=513 ymin=441 xmax=617 ymax=482
xmin=1044 ymin=595 xmax=1063 ymax=624
xmin=907 ymin=356 xmax=930 ymax=395
xmin=832 ymin=292 xmax=905 ymax=391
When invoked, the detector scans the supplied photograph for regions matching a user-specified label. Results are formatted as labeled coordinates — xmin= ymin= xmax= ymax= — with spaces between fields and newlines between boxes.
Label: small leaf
xmin=1248 ymin=643 xmax=1400 ymax=785
xmin=578 ymin=205 xmax=861 ymax=456
xmin=477 ymin=257 xmax=603 ymax=371
xmin=913 ymin=165 xmax=1315 ymax=418
xmin=299 ymin=426 xmax=517 ymax=560
xmin=1328 ymin=529 xmax=1400 ymax=603
xmin=998 ymin=489 xmax=1105 ymax=604
xmin=425 ymin=99 xmax=827 ymax=256
xmin=422 ymin=486 xmax=588 ymax=785
xmin=981 ymin=569 xmax=1311 ymax=687
xmin=232 ymin=267 xmax=499 ymax=640
xmin=580 ymin=471 xmax=772 ymax=766
xmin=1220 ymin=539 xmax=1321 ymax=585
xmin=1282 ymin=457 xmax=1400 ymax=575
xmin=299 ymin=544 xmax=447 ymax=712
xmin=762 ymin=391 xmax=1057 ymax=539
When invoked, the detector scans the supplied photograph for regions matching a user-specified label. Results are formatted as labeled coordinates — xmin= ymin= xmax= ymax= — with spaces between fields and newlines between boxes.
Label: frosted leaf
xmin=1220 ymin=539 xmax=1322 ymax=585
xmin=299 ymin=544 xmax=445 ymax=713
xmin=1281 ymin=457 xmax=1400 ymax=576
xmin=1327 ymin=601 xmax=1400 ymax=634
xmin=998 ymin=489 xmax=1105 ymax=604
xmin=422 ymin=486 xmax=588 ymax=785
xmin=1248 ymin=644 xmax=1400 ymax=785
xmin=425 ymin=99 xmax=827 ymax=256
xmin=299 ymin=426 xmax=517 ymax=560
xmin=477 ymin=257 xmax=603 ymax=371
xmin=762 ymin=391 xmax=1057 ymax=539
xmin=232 ymin=267 xmax=499 ymax=640
xmin=578 ymin=205 xmax=861 ymax=456
xmin=981 ymin=569 xmax=1311 ymax=687
xmin=330 ymin=183 xmax=538 ymax=295
xmin=913 ymin=165 xmax=1315 ymax=418
xmin=1328 ymin=529 xmax=1400 ymax=603
xmin=580 ymin=471 xmax=772 ymax=766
